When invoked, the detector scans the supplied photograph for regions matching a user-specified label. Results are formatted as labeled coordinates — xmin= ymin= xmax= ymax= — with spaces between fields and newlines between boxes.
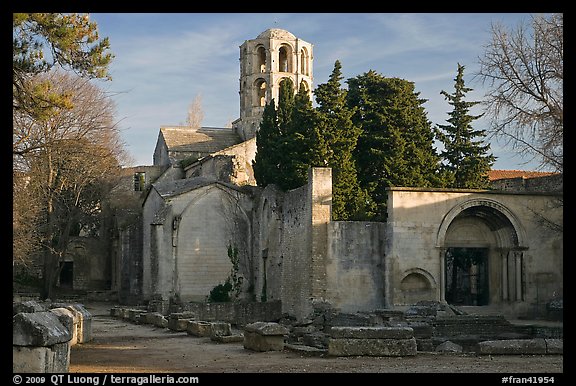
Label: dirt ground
xmin=69 ymin=302 xmax=563 ymax=374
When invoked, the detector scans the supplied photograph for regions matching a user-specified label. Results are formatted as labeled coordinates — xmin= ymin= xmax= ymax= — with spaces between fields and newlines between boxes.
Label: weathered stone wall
xmin=252 ymin=185 xmax=286 ymax=304
xmin=279 ymin=183 xmax=313 ymax=319
xmin=117 ymin=222 xmax=143 ymax=305
xmin=326 ymin=221 xmax=387 ymax=312
xmin=176 ymin=301 xmax=282 ymax=325
xmin=65 ymin=237 xmax=109 ymax=291
xmin=142 ymin=188 xmax=168 ymax=301
xmin=153 ymin=135 xmax=169 ymax=166
xmin=184 ymin=138 xmax=257 ymax=186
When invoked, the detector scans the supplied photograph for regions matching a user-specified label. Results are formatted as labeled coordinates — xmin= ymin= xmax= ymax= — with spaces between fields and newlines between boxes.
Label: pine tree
xmin=347 ymin=70 xmax=442 ymax=220
xmin=315 ymin=61 xmax=367 ymax=220
xmin=435 ymin=64 xmax=495 ymax=189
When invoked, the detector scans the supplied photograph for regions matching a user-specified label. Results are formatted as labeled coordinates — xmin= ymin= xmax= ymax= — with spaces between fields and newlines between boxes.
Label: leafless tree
xmin=475 ymin=13 xmax=563 ymax=172
xmin=186 ymin=93 xmax=204 ymax=129
xmin=13 ymin=70 xmax=129 ymax=299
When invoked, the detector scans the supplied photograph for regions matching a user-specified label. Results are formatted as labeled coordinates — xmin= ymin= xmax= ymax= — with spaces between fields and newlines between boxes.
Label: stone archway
xmin=399 ymin=268 xmax=437 ymax=305
xmin=436 ymin=198 xmax=527 ymax=306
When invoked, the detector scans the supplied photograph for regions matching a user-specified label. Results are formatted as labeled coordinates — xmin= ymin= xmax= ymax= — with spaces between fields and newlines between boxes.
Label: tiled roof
xmin=488 ymin=169 xmax=559 ymax=181
xmin=160 ymin=126 xmax=241 ymax=154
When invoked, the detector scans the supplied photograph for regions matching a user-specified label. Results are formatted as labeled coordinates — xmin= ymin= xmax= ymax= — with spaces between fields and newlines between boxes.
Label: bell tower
xmin=234 ymin=28 xmax=313 ymax=141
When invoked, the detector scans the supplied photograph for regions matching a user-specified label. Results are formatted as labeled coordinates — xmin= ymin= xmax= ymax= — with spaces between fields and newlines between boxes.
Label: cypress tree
xmin=347 ymin=70 xmax=442 ymax=220
xmin=435 ymin=64 xmax=495 ymax=189
xmin=315 ymin=60 xmax=367 ymax=220
xmin=253 ymin=99 xmax=279 ymax=187
xmin=280 ymin=81 xmax=319 ymax=190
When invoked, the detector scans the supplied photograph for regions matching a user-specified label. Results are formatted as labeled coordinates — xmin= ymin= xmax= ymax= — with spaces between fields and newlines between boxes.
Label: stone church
xmin=66 ymin=28 xmax=563 ymax=321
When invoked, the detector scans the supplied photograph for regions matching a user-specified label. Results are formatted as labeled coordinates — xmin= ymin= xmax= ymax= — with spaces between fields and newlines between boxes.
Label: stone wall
xmin=279 ymin=183 xmax=313 ymax=319
xmin=176 ymin=301 xmax=282 ymax=326
xmin=491 ymin=174 xmax=563 ymax=193
xmin=65 ymin=237 xmax=109 ymax=291
xmin=184 ymin=138 xmax=257 ymax=186
xmin=117 ymin=222 xmax=143 ymax=305
xmin=326 ymin=221 xmax=387 ymax=312
xmin=142 ymin=188 xmax=167 ymax=301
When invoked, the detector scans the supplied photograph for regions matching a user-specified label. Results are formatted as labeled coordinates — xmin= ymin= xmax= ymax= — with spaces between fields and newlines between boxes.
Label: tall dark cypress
xmin=315 ymin=61 xmax=367 ymax=220
xmin=435 ymin=64 xmax=495 ymax=189
xmin=253 ymin=99 xmax=279 ymax=187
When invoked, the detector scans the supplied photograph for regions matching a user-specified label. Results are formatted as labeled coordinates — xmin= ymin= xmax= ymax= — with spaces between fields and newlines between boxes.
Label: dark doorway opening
xmin=445 ymin=247 xmax=489 ymax=306
xmin=59 ymin=261 xmax=73 ymax=289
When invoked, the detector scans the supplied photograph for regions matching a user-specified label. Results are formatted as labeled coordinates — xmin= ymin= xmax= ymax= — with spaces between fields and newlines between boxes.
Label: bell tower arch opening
xmin=278 ymin=45 xmax=293 ymax=72
xmin=256 ymin=46 xmax=266 ymax=73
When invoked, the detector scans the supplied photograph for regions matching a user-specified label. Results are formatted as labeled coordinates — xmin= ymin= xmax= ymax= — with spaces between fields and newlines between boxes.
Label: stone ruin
xmin=109 ymin=299 xmax=562 ymax=357
xmin=280 ymin=300 xmax=563 ymax=356
xmin=13 ymin=300 xmax=93 ymax=373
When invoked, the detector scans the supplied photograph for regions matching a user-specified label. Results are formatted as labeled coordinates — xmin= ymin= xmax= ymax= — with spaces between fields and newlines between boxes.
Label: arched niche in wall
xmin=399 ymin=268 xmax=437 ymax=305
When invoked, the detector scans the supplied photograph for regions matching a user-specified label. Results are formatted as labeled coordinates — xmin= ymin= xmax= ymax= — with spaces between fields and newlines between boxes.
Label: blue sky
xmin=90 ymin=12 xmax=546 ymax=171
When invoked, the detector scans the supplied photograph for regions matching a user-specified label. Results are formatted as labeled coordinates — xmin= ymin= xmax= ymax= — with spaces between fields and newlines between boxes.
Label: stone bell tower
xmin=233 ymin=28 xmax=313 ymax=141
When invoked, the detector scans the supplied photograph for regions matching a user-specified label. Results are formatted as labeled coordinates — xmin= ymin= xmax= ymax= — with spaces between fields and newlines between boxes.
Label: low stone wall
xmin=175 ymin=301 xmax=282 ymax=326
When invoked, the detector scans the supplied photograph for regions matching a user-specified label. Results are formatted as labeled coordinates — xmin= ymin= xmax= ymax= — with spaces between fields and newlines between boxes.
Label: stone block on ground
xmin=545 ymin=339 xmax=563 ymax=354
xmin=13 ymin=342 xmax=70 ymax=373
xmin=168 ymin=318 xmax=193 ymax=332
xmin=149 ymin=313 xmax=168 ymax=328
xmin=328 ymin=337 xmax=417 ymax=357
xmin=243 ymin=322 xmax=289 ymax=351
xmin=13 ymin=300 xmax=47 ymax=315
xmin=65 ymin=304 xmax=92 ymax=343
xmin=211 ymin=334 xmax=244 ymax=343
xmin=478 ymin=339 xmax=547 ymax=355
xmin=187 ymin=321 xmax=213 ymax=337
xmin=210 ymin=321 xmax=232 ymax=337
xmin=330 ymin=326 xmax=414 ymax=340
xmin=13 ymin=312 xmax=72 ymax=347
xmin=50 ymin=308 xmax=78 ymax=346
xmin=435 ymin=340 xmax=463 ymax=353
xmin=302 ymin=332 xmax=329 ymax=349
xmin=13 ymin=311 xmax=72 ymax=373
xmin=128 ymin=309 xmax=143 ymax=323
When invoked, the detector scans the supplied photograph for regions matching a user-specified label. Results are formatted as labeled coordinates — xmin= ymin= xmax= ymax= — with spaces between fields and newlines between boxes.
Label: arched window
xmin=300 ymin=47 xmax=309 ymax=75
xmin=254 ymin=79 xmax=267 ymax=107
xmin=278 ymin=45 xmax=292 ymax=73
xmin=257 ymin=46 xmax=266 ymax=73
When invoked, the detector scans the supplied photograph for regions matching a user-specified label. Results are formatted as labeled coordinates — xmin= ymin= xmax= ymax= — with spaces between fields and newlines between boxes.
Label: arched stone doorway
xmin=437 ymin=199 xmax=527 ymax=307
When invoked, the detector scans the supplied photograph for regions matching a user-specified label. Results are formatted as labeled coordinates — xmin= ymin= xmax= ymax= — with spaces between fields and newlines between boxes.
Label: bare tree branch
xmin=475 ymin=13 xmax=563 ymax=172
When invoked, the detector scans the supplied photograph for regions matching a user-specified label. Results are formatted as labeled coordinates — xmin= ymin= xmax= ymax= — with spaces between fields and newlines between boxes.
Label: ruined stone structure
xmin=114 ymin=29 xmax=562 ymax=321
xmin=21 ymin=28 xmax=561 ymax=323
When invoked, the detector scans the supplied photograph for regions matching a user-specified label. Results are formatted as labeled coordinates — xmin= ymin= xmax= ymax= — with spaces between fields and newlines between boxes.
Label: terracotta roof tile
xmin=488 ymin=169 xmax=559 ymax=181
